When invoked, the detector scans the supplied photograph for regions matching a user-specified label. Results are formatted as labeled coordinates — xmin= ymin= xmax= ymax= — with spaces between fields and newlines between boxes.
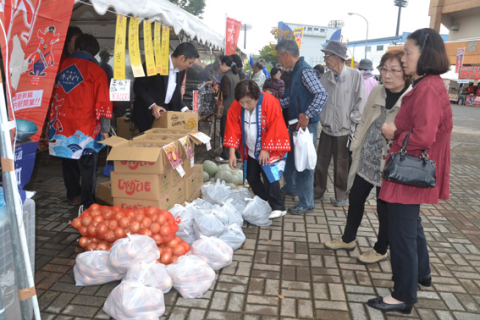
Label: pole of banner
xmin=0 ymin=54 xmax=41 ymax=320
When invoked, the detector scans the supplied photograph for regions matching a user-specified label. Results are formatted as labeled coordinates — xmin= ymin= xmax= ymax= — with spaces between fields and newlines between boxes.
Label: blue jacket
xmin=262 ymin=66 xmax=270 ymax=79
xmin=288 ymin=57 xmax=319 ymax=123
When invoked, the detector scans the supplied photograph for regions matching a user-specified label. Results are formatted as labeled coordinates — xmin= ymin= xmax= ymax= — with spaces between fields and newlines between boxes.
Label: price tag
xmin=109 ymin=80 xmax=131 ymax=101
xmin=162 ymin=142 xmax=183 ymax=169
xmin=190 ymin=157 xmax=194 ymax=168
xmin=206 ymin=141 xmax=212 ymax=151
xmin=176 ymin=165 xmax=186 ymax=177
xmin=188 ymin=131 xmax=212 ymax=151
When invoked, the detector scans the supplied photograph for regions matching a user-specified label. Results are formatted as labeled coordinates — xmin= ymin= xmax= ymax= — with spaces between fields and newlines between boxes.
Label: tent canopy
xmin=72 ymin=0 xmax=231 ymax=54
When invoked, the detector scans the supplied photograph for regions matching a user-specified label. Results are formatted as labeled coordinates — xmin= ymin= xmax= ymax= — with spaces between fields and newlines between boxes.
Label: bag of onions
xmin=74 ymin=250 xmax=124 ymax=286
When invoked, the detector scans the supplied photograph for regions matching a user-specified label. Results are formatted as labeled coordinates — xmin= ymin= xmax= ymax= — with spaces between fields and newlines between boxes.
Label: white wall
xmin=448 ymin=15 xmax=480 ymax=41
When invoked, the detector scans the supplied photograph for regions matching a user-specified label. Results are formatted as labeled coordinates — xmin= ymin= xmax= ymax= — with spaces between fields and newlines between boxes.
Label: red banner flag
xmin=1 ymin=0 xmax=75 ymax=190
xmin=225 ymin=17 xmax=241 ymax=55
xmin=455 ymin=47 xmax=465 ymax=73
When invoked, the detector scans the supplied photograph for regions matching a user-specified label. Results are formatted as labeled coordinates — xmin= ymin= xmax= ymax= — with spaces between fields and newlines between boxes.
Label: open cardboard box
xmin=96 ymin=181 xmax=113 ymax=206
xmin=144 ymin=127 xmax=193 ymax=135
xmin=100 ymin=136 xmax=182 ymax=175
xmin=152 ymin=111 xmax=198 ymax=130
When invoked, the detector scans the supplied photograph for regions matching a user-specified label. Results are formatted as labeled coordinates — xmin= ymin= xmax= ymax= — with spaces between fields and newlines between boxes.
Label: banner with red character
xmin=225 ymin=17 xmax=241 ymax=55
xmin=0 ymin=0 xmax=75 ymax=191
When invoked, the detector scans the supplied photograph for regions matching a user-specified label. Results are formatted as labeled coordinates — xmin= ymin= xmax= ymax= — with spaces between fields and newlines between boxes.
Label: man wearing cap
xmin=357 ymin=59 xmax=377 ymax=97
xmin=275 ymin=39 xmax=329 ymax=216
xmin=99 ymin=49 xmax=113 ymax=84
xmin=314 ymin=40 xmax=365 ymax=207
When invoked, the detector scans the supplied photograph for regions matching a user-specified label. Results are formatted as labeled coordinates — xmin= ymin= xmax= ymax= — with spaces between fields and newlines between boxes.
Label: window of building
xmin=314 ymin=28 xmax=319 ymax=31
xmin=377 ymin=45 xmax=384 ymax=51
xmin=321 ymin=28 xmax=325 ymax=32
xmin=366 ymin=46 xmax=371 ymax=52
xmin=307 ymin=27 xmax=312 ymax=31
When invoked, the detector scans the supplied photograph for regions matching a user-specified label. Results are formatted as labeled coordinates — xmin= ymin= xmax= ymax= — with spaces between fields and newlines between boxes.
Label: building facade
xmin=278 ymin=21 xmax=340 ymax=67
xmin=429 ymin=0 xmax=480 ymax=41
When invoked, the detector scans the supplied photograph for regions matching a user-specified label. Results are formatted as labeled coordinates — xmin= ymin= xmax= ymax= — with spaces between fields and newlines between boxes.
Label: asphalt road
xmin=451 ymin=104 xmax=480 ymax=131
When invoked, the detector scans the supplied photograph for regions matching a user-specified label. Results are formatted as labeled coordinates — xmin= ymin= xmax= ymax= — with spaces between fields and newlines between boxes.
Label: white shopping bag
xmin=294 ymin=128 xmax=317 ymax=172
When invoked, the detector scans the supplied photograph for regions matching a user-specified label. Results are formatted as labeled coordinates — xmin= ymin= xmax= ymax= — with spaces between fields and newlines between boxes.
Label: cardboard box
xmin=116 ymin=115 xmax=139 ymax=139
xmin=111 ymin=171 xmax=176 ymax=200
xmin=144 ymin=128 xmax=193 ymax=135
xmin=96 ymin=181 xmax=113 ymax=206
xmin=171 ymin=181 xmax=186 ymax=205
xmin=152 ymin=111 xmax=198 ymax=130
xmin=133 ymin=134 xmax=195 ymax=159
xmin=188 ymin=189 xmax=202 ymax=202
xmin=100 ymin=136 xmax=179 ymax=175
xmin=184 ymin=173 xmax=199 ymax=201
xmin=114 ymin=193 xmax=174 ymax=211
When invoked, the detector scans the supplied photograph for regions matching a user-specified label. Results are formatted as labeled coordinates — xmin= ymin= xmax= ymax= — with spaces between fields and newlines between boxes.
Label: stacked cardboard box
xmin=101 ymin=135 xmax=203 ymax=211
xmin=151 ymin=111 xmax=198 ymax=131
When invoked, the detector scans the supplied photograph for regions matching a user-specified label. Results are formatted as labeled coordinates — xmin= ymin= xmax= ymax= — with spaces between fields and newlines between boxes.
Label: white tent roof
xmin=442 ymin=65 xmax=459 ymax=81
xmin=73 ymin=0 xmax=225 ymax=50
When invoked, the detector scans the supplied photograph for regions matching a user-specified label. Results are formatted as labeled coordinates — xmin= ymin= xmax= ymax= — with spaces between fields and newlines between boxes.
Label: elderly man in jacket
xmin=276 ymin=39 xmax=329 ymax=215
xmin=314 ymin=41 xmax=365 ymax=207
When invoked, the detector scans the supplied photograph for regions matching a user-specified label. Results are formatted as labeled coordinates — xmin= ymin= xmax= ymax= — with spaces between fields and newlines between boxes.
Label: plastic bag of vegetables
xmin=125 ymin=261 xmax=173 ymax=293
xmin=74 ymin=250 xmax=124 ymax=286
xmin=221 ymin=200 xmax=243 ymax=226
xmin=170 ymin=204 xmax=196 ymax=244
xmin=226 ymin=188 xmax=251 ymax=213
xmin=193 ymin=207 xmax=228 ymax=239
xmin=201 ymin=180 xmax=232 ymax=204
xmin=242 ymin=196 xmax=273 ymax=227
xmin=103 ymin=279 xmax=165 ymax=320
xmin=109 ymin=234 xmax=160 ymax=273
xmin=191 ymin=236 xmax=233 ymax=270
xmin=218 ymin=223 xmax=246 ymax=251
xmin=166 ymin=255 xmax=216 ymax=299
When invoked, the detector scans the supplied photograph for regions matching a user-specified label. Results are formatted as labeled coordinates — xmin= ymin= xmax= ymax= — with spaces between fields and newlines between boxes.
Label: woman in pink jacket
xmin=367 ymin=28 xmax=452 ymax=314
xmin=358 ymin=59 xmax=378 ymax=97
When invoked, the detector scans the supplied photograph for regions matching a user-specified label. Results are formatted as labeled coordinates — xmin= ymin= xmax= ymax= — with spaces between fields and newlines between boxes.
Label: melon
xmin=226 ymin=183 xmax=237 ymax=190
xmin=209 ymin=178 xmax=215 ymax=182
xmin=203 ymin=171 xmax=210 ymax=182
xmin=232 ymin=174 xmax=243 ymax=185
xmin=215 ymin=171 xmax=233 ymax=184
xmin=217 ymin=164 xmax=232 ymax=172
xmin=203 ymin=160 xmax=218 ymax=176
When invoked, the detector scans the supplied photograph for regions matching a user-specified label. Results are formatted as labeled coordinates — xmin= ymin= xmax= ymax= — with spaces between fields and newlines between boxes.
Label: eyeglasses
xmin=377 ymin=66 xmax=403 ymax=76
xmin=324 ymin=54 xmax=333 ymax=59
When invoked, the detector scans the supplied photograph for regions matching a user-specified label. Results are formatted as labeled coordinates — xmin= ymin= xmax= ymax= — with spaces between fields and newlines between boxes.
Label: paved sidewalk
xmin=29 ymin=126 xmax=480 ymax=320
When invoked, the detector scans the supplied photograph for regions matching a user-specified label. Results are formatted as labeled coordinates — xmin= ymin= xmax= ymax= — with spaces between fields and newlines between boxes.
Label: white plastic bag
xmin=124 ymin=261 xmax=173 ymax=293
xmin=103 ymin=279 xmax=165 ymax=320
xmin=242 ymin=196 xmax=272 ymax=226
xmin=74 ymin=250 xmax=124 ymax=286
xmin=294 ymin=127 xmax=317 ymax=172
xmin=226 ymin=188 xmax=251 ymax=213
xmin=170 ymin=204 xmax=195 ymax=244
xmin=109 ymin=235 xmax=160 ymax=273
xmin=166 ymin=255 xmax=216 ymax=299
xmin=222 ymin=200 xmax=243 ymax=226
xmin=202 ymin=180 xmax=232 ymax=204
xmin=219 ymin=223 xmax=246 ymax=250
xmin=193 ymin=207 xmax=228 ymax=239
xmin=191 ymin=236 xmax=234 ymax=270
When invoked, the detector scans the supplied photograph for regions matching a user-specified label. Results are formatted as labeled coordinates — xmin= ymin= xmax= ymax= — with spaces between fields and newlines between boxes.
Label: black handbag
xmin=382 ymin=131 xmax=436 ymax=188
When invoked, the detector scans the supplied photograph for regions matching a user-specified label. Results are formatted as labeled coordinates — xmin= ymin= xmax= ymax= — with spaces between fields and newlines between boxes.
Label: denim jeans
xmin=282 ymin=122 xmax=319 ymax=208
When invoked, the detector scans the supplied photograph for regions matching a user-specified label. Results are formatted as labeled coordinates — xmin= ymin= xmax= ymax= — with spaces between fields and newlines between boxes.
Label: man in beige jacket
xmin=314 ymin=41 xmax=365 ymax=206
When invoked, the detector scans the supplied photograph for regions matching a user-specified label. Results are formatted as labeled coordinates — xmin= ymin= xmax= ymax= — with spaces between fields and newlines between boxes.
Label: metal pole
xmin=244 ymin=27 xmax=247 ymax=50
xmin=365 ymin=19 xmax=368 ymax=59
xmin=0 ymin=33 xmax=41 ymax=320
xmin=396 ymin=6 xmax=402 ymax=37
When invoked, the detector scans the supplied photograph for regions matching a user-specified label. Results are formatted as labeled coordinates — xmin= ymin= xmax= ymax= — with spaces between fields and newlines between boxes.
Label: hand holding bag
xmin=382 ymin=131 xmax=436 ymax=188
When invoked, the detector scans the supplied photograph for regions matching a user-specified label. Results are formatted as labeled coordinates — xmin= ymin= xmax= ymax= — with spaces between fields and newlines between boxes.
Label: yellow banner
xmin=159 ymin=26 xmax=170 ymax=76
xmin=154 ymin=22 xmax=162 ymax=74
xmin=113 ymin=15 xmax=127 ymax=80
xmin=293 ymin=26 xmax=304 ymax=55
xmin=143 ymin=20 xmax=156 ymax=76
xmin=128 ymin=17 xmax=145 ymax=77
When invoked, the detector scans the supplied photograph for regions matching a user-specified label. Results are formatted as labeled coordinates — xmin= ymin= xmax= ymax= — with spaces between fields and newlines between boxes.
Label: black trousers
xmin=342 ymin=174 xmax=388 ymax=255
xmin=247 ymin=156 xmax=285 ymax=211
xmin=219 ymin=114 xmax=240 ymax=160
xmin=61 ymin=153 xmax=98 ymax=209
xmin=388 ymin=202 xmax=430 ymax=304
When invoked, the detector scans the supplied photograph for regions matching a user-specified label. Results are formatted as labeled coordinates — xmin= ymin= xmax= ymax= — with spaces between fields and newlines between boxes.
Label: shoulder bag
xmin=382 ymin=131 xmax=436 ymax=188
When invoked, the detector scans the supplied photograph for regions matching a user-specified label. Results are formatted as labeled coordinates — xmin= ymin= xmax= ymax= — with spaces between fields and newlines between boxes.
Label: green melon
xmin=232 ymin=174 xmax=243 ymax=185
xmin=203 ymin=171 xmax=210 ymax=182
xmin=217 ymin=164 xmax=232 ymax=172
xmin=215 ymin=170 xmax=233 ymax=183
xmin=203 ymin=160 xmax=218 ymax=176
xmin=226 ymin=183 xmax=237 ymax=190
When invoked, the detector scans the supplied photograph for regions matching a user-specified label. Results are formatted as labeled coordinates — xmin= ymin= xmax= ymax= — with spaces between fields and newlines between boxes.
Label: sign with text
xmin=128 ymin=17 xmax=145 ymax=77
xmin=114 ymin=15 xmax=127 ymax=80
xmin=109 ymin=80 xmax=131 ymax=101
xmin=143 ymin=20 xmax=156 ymax=76
xmin=193 ymin=90 xmax=199 ymax=112
xmin=293 ymin=27 xmax=304 ymax=54
xmin=456 ymin=47 xmax=465 ymax=73
xmin=459 ymin=66 xmax=480 ymax=80
xmin=225 ymin=17 xmax=241 ymax=55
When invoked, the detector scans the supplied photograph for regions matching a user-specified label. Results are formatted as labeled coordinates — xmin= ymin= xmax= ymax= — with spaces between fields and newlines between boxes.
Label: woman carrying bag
xmin=367 ymin=28 xmax=452 ymax=314
xmin=224 ymin=80 xmax=291 ymax=219
xmin=324 ymin=50 xmax=412 ymax=265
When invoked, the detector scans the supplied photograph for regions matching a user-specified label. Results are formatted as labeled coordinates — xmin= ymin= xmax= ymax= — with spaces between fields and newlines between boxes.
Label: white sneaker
xmin=268 ymin=210 xmax=287 ymax=219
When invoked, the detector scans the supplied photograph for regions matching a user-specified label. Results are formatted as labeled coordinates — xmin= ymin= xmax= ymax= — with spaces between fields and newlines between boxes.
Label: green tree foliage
xmin=258 ymin=27 xmax=295 ymax=64
xmin=168 ymin=0 xmax=206 ymax=18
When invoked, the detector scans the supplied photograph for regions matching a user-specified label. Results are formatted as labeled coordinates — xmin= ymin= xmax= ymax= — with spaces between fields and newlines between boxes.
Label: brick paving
xmin=27 ymin=123 xmax=480 ymax=320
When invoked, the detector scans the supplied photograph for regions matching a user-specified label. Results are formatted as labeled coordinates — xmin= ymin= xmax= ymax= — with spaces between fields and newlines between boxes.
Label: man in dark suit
xmin=132 ymin=43 xmax=200 ymax=132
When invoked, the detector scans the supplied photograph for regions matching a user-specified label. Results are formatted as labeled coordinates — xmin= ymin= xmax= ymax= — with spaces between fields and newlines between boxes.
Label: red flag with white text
xmin=225 ymin=17 xmax=241 ymax=55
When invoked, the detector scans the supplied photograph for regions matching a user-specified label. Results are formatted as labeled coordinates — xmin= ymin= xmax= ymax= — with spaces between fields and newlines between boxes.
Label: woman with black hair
xmin=230 ymin=54 xmax=246 ymax=80
xmin=217 ymin=56 xmax=241 ymax=162
xmin=61 ymin=26 xmax=82 ymax=63
xmin=263 ymin=67 xmax=285 ymax=100
xmin=367 ymin=28 xmax=452 ymax=315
